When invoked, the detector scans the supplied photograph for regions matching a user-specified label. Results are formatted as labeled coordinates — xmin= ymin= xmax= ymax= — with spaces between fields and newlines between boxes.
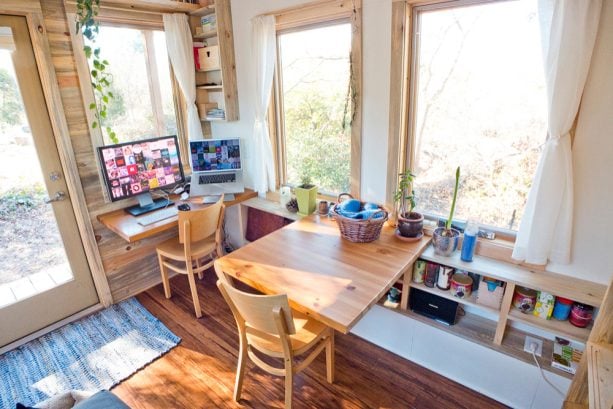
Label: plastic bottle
xmin=461 ymin=221 xmax=478 ymax=262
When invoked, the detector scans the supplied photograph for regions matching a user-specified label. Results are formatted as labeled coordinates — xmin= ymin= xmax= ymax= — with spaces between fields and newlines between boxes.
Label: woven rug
xmin=0 ymin=298 xmax=180 ymax=408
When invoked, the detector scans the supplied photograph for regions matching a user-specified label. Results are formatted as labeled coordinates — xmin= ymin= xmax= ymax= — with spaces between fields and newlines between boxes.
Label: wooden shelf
xmin=193 ymin=30 xmax=218 ymax=39
xmin=408 ymin=281 xmax=501 ymax=316
xmin=587 ymin=341 xmax=613 ymax=409
xmin=507 ymin=308 xmax=591 ymax=343
xmin=97 ymin=0 xmax=200 ymax=13
xmin=377 ymin=299 xmax=574 ymax=379
xmin=197 ymin=68 xmax=221 ymax=73
xmin=419 ymin=245 xmax=606 ymax=307
xmin=197 ymin=85 xmax=223 ymax=90
xmin=190 ymin=5 xmax=216 ymax=16
xmin=202 ymin=117 xmax=226 ymax=122
xmin=242 ymin=197 xmax=303 ymax=221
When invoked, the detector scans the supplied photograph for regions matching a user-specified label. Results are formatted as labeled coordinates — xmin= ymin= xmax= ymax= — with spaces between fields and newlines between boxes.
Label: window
xmin=407 ymin=0 xmax=546 ymax=232
xmin=84 ymin=26 xmax=177 ymax=144
xmin=272 ymin=2 xmax=362 ymax=197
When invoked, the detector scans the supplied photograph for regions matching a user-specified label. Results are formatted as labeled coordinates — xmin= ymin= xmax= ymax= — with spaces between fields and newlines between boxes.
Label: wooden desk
xmin=98 ymin=189 xmax=257 ymax=243
xmin=215 ymin=215 xmax=431 ymax=334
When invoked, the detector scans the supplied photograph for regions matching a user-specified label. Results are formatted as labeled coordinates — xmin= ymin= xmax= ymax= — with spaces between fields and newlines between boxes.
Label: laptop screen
xmin=189 ymin=138 xmax=242 ymax=172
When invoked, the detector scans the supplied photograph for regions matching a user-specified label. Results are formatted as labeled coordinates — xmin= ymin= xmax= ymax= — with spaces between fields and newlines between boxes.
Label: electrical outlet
xmin=523 ymin=336 xmax=543 ymax=357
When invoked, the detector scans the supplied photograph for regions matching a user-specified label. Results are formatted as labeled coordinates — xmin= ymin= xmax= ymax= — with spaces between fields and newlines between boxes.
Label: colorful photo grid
xmin=190 ymin=139 xmax=241 ymax=172
xmin=101 ymin=137 xmax=183 ymax=201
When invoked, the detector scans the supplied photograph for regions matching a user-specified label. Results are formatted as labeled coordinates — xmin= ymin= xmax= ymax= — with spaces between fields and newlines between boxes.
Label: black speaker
xmin=409 ymin=287 xmax=459 ymax=326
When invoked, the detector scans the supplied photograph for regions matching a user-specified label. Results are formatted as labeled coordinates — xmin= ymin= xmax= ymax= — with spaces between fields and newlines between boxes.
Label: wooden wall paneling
xmin=349 ymin=0 xmax=362 ymax=198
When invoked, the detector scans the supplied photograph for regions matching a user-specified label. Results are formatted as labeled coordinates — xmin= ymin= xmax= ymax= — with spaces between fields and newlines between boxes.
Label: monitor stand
xmin=202 ymin=194 xmax=235 ymax=204
xmin=125 ymin=193 xmax=174 ymax=216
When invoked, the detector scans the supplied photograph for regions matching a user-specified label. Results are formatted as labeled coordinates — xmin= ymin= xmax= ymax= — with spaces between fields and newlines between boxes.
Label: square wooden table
xmin=215 ymin=214 xmax=431 ymax=334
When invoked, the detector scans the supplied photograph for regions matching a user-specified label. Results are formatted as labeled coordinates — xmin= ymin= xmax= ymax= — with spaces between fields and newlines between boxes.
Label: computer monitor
xmin=98 ymin=135 xmax=185 ymax=216
xmin=188 ymin=138 xmax=244 ymax=202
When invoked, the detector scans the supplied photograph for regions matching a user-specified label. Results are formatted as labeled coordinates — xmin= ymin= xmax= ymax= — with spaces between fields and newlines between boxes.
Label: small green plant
xmin=299 ymin=175 xmax=314 ymax=189
xmin=393 ymin=170 xmax=416 ymax=216
xmin=75 ymin=0 xmax=118 ymax=144
xmin=445 ymin=166 xmax=461 ymax=231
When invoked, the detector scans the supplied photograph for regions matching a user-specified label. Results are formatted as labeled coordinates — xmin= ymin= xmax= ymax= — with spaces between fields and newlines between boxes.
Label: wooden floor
xmin=112 ymin=271 xmax=507 ymax=408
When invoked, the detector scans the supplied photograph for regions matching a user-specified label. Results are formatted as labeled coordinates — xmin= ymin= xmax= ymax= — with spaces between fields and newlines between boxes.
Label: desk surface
xmin=98 ymin=189 xmax=257 ymax=243
xmin=216 ymin=215 xmax=431 ymax=334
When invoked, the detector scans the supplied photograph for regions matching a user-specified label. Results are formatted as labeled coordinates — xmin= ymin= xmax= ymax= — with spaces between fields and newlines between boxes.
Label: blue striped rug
xmin=0 ymin=298 xmax=180 ymax=408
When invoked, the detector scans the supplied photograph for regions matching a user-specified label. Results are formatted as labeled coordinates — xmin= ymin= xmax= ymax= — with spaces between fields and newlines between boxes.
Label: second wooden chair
xmin=156 ymin=196 xmax=225 ymax=318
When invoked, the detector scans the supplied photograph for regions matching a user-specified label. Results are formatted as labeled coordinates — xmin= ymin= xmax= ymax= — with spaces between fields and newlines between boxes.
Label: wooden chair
xmin=156 ymin=196 xmax=225 ymax=318
xmin=214 ymin=264 xmax=335 ymax=409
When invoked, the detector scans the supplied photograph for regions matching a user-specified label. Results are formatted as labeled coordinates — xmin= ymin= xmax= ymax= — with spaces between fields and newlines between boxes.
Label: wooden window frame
xmin=267 ymin=0 xmax=363 ymax=199
xmin=387 ymin=0 xmax=550 ymax=268
xmin=65 ymin=4 xmax=188 ymax=202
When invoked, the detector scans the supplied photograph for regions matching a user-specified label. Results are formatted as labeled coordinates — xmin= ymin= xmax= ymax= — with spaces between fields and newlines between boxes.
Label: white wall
xmin=547 ymin=0 xmax=613 ymax=285
xmin=215 ymin=0 xmax=613 ymax=283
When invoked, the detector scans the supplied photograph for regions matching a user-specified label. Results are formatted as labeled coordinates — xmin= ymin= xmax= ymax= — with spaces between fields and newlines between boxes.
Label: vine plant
xmin=75 ymin=0 xmax=118 ymax=143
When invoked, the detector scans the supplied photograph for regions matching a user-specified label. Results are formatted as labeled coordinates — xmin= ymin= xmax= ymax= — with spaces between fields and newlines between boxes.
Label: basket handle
xmin=337 ymin=193 xmax=353 ymax=203
xmin=367 ymin=209 xmax=387 ymax=222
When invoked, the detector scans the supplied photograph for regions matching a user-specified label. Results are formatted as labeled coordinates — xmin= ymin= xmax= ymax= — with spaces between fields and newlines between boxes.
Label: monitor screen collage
xmin=100 ymin=136 xmax=183 ymax=201
xmin=190 ymin=139 xmax=241 ymax=172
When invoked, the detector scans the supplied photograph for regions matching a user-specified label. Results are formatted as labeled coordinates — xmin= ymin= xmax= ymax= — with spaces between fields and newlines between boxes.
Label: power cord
xmin=529 ymin=343 xmax=565 ymax=397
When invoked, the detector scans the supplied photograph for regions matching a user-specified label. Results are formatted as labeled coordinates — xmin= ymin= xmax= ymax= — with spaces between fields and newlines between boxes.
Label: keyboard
xmin=198 ymin=172 xmax=236 ymax=185
xmin=136 ymin=206 xmax=178 ymax=226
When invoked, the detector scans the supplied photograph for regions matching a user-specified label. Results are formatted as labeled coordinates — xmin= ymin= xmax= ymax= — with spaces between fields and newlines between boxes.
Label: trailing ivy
xmin=75 ymin=0 xmax=118 ymax=144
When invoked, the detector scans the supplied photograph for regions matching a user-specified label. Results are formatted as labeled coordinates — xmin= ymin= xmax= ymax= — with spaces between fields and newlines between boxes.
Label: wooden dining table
xmin=215 ymin=214 xmax=431 ymax=334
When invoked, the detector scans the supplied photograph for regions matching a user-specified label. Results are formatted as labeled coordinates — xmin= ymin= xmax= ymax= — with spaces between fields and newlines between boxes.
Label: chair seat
xmin=247 ymin=310 xmax=328 ymax=355
xmin=157 ymin=235 xmax=216 ymax=261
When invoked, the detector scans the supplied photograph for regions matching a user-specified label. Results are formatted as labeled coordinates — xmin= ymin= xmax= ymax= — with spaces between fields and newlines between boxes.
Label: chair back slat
xmin=218 ymin=280 xmax=296 ymax=335
xmin=178 ymin=195 xmax=224 ymax=244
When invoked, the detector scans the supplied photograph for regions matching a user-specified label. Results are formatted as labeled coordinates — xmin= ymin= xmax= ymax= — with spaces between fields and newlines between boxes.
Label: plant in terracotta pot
xmin=295 ymin=175 xmax=317 ymax=216
xmin=432 ymin=166 xmax=461 ymax=256
xmin=393 ymin=170 xmax=423 ymax=238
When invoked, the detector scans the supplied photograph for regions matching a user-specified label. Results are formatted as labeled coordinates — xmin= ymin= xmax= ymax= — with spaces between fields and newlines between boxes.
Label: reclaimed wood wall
xmin=40 ymin=0 xmax=177 ymax=302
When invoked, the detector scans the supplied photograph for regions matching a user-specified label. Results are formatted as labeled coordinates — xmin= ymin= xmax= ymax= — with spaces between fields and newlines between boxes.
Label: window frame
xmin=267 ymin=0 xmax=363 ymax=199
xmin=388 ymin=0 xmax=551 ymax=266
xmin=66 ymin=6 xmax=187 ymax=203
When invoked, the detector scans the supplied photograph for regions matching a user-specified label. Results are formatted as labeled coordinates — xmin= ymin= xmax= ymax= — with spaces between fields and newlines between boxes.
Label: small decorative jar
xmin=424 ymin=262 xmax=439 ymax=288
xmin=569 ymin=303 xmax=593 ymax=328
xmin=318 ymin=200 xmax=330 ymax=215
xmin=513 ymin=286 xmax=538 ymax=314
xmin=436 ymin=266 xmax=453 ymax=290
xmin=413 ymin=260 xmax=426 ymax=283
xmin=450 ymin=273 xmax=473 ymax=299
xmin=552 ymin=297 xmax=573 ymax=321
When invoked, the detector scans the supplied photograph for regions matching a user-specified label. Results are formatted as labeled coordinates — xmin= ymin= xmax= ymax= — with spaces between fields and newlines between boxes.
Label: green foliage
xmin=393 ymin=170 xmax=416 ymax=215
xmin=0 ymin=68 xmax=22 ymax=129
xmin=446 ymin=166 xmax=461 ymax=230
xmin=0 ymin=185 xmax=46 ymax=218
xmin=75 ymin=0 xmax=118 ymax=144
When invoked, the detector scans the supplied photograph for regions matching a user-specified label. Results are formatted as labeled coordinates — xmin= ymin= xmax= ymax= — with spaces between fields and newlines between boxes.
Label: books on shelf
xmin=552 ymin=336 xmax=584 ymax=374
xmin=201 ymin=14 xmax=217 ymax=33
xmin=206 ymin=108 xmax=225 ymax=120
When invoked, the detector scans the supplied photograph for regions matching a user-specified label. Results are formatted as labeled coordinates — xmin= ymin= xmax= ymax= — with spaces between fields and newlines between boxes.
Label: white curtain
xmin=163 ymin=13 xmax=203 ymax=140
xmin=512 ymin=0 xmax=602 ymax=265
xmin=251 ymin=15 xmax=277 ymax=197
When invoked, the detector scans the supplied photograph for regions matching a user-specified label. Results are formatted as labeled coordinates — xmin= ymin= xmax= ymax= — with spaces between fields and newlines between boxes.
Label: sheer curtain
xmin=251 ymin=15 xmax=276 ymax=196
xmin=163 ymin=13 xmax=202 ymax=140
xmin=512 ymin=0 xmax=602 ymax=265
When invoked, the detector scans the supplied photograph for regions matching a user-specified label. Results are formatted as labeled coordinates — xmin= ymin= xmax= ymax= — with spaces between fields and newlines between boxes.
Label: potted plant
xmin=295 ymin=175 xmax=317 ymax=216
xmin=393 ymin=170 xmax=423 ymax=238
xmin=432 ymin=166 xmax=461 ymax=256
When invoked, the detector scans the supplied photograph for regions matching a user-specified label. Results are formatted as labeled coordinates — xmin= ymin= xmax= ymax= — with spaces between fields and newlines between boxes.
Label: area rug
xmin=0 ymin=298 xmax=180 ymax=408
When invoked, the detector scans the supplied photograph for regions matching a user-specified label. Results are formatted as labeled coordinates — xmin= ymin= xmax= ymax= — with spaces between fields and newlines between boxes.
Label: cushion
xmin=72 ymin=391 xmax=129 ymax=409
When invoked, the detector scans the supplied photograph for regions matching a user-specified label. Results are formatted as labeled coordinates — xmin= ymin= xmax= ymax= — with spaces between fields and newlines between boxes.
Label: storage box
xmin=197 ymin=103 xmax=218 ymax=119
xmin=198 ymin=45 xmax=220 ymax=71
xmin=476 ymin=277 xmax=506 ymax=310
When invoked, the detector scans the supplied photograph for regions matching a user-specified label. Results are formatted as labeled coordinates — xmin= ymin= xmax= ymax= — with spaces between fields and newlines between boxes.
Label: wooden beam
xmin=272 ymin=0 xmax=359 ymax=32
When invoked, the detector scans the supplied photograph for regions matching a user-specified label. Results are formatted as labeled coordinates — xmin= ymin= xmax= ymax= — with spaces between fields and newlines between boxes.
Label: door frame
xmin=0 ymin=1 xmax=111 ymax=308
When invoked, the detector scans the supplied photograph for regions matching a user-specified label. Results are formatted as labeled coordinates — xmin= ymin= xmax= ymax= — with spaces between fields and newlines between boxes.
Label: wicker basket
xmin=332 ymin=193 xmax=388 ymax=243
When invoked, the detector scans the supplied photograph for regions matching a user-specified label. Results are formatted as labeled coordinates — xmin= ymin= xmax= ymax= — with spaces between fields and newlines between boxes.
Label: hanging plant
xmin=75 ymin=0 xmax=118 ymax=144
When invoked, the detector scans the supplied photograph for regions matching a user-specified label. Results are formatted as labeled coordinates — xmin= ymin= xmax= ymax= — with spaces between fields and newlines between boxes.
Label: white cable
xmin=530 ymin=347 xmax=565 ymax=397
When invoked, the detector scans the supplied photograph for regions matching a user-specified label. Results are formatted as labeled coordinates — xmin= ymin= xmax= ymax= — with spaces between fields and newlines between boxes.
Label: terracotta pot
xmin=397 ymin=212 xmax=423 ymax=238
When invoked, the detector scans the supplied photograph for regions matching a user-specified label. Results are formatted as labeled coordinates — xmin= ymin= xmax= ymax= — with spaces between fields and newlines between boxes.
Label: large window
xmin=408 ymin=0 xmax=546 ymax=231
xmin=85 ymin=26 xmax=177 ymax=144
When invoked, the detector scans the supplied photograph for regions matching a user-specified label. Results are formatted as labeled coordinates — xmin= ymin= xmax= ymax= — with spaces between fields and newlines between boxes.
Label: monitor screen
xmin=190 ymin=138 xmax=242 ymax=172
xmin=98 ymin=135 xmax=185 ymax=202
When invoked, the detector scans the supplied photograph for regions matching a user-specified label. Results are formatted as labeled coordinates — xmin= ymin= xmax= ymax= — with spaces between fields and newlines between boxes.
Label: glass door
xmin=0 ymin=15 xmax=98 ymax=347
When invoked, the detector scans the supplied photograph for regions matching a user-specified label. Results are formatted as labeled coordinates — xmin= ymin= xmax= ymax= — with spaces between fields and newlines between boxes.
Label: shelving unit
xmin=190 ymin=0 xmax=239 ymax=136
xmin=377 ymin=243 xmax=608 ymax=380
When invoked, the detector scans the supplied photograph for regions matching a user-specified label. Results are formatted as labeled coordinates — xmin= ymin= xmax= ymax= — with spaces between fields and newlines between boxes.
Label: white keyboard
xmin=136 ymin=206 xmax=178 ymax=226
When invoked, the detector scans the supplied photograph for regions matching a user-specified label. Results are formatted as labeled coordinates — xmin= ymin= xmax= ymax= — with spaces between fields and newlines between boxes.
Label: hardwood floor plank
xmin=112 ymin=271 xmax=507 ymax=408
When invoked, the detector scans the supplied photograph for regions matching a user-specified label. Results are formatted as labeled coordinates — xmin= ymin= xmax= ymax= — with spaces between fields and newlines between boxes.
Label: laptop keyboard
xmin=198 ymin=173 xmax=236 ymax=185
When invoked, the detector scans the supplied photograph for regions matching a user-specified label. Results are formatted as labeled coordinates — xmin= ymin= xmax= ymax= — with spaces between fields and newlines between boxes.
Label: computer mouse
xmin=178 ymin=203 xmax=191 ymax=211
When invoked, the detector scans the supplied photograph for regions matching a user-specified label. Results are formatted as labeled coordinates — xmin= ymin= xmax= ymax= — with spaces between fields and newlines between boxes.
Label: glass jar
xmin=552 ymin=297 xmax=573 ymax=321
xmin=569 ymin=303 xmax=593 ymax=328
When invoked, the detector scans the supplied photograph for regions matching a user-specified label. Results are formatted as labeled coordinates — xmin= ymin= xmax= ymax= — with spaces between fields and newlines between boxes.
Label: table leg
xmin=400 ymin=264 xmax=413 ymax=310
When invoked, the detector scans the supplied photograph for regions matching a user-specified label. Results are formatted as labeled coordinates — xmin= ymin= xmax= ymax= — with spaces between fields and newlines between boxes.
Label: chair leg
xmin=284 ymin=359 xmax=293 ymax=409
xmin=157 ymin=253 xmax=171 ymax=299
xmin=233 ymin=337 xmax=248 ymax=401
xmin=326 ymin=329 xmax=335 ymax=383
xmin=196 ymin=258 xmax=203 ymax=280
xmin=186 ymin=270 xmax=202 ymax=318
